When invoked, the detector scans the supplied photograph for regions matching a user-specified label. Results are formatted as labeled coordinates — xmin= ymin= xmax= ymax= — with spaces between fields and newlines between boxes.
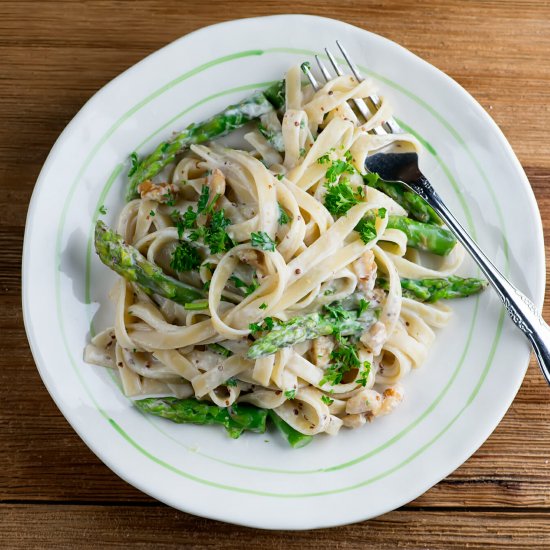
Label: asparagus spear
xmin=387 ymin=216 xmax=456 ymax=256
xmin=261 ymin=79 xmax=286 ymax=110
xmin=247 ymin=308 xmax=378 ymax=359
xmin=268 ymin=410 xmax=313 ymax=448
xmin=364 ymin=173 xmax=442 ymax=225
xmin=126 ymin=80 xmax=285 ymax=201
xmin=377 ymin=275 xmax=488 ymax=302
xmin=95 ymin=220 xmax=204 ymax=305
xmin=134 ymin=397 xmax=267 ymax=439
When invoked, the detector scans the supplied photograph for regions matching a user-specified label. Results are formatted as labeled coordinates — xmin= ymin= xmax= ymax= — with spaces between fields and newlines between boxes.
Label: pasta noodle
xmin=85 ymin=66 xmax=482 ymax=442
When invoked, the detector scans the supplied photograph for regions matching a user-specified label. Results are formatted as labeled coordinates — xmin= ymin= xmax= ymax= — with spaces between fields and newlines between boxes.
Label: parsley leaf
xmin=230 ymin=275 xmax=259 ymax=297
xmin=204 ymin=210 xmax=233 ymax=254
xmin=354 ymin=217 xmax=377 ymax=244
xmin=321 ymin=395 xmax=334 ymax=405
xmin=358 ymin=298 xmax=370 ymax=317
xmin=275 ymin=173 xmax=284 ymax=181
xmin=98 ymin=204 xmax=107 ymax=215
xmin=354 ymin=208 xmax=387 ymax=244
xmin=248 ymin=317 xmax=278 ymax=333
xmin=251 ymin=231 xmax=276 ymax=252
xmin=325 ymin=158 xmax=356 ymax=184
xmin=320 ymin=337 xmax=361 ymax=386
xmin=284 ymin=389 xmax=296 ymax=400
xmin=259 ymin=303 xmax=268 ymax=310
xmin=196 ymin=185 xmax=210 ymax=213
xmin=208 ymin=343 xmax=233 ymax=358
xmin=324 ymin=302 xmax=352 ymax=321
xmin=324 ymin=179 xmax=362 ymax=216
xmin=170 ymin=241 xmax=201 ymax=272
xmin=163 ymin=190 xmax=176 ymax=206
xmin=149 ymin=210 xmax=156 ymax=217
xmin=171 ymin=208 xmax=197 ymax=239
xmin=278 ymin=203 xmax=291 ymax=225
xmin=317 ymin=148 xmax=335 ymax=164
xmin=356 ymin=361 xmax=371 ymax=387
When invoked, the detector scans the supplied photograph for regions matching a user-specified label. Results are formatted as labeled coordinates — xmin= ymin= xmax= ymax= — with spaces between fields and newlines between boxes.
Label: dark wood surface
xmin=2 ymin=1 xmax=550 ymax=547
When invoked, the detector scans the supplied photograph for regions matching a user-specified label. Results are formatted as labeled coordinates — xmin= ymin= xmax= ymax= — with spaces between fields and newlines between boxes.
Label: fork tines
xmin=304 ymin=42 xmax=400 ymax=135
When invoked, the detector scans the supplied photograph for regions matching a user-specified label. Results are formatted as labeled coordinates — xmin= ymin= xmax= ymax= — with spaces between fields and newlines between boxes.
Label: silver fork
xmin=304 ymin=42 xmax=550 ymax=386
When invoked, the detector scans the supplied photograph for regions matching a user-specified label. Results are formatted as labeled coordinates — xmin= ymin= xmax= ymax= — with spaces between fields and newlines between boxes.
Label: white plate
xmin=23 ymin=14 xmax=545 ymax=529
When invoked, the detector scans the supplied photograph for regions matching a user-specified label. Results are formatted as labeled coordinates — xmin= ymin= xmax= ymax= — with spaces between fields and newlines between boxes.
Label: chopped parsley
xmin=358 ymin=298 xmax=370 ymax=317
xmin=354 ymin=208 xmax=387 ymax=244
xmin=317 ymin=148 xmax=335 ymax=165
xmin=251 ymin=231 xmax=276 ymax=252
xmin=163 ymin=190 xmax=176 ymax=206
xmin=278 ymin=203 xmax=291 ymax=225
xmin=319 ymin=151 xmax=364 ymax=217
xmin=204 ymin=210 xmax=233 ymax=253
xmin=208 ymin=343 xmax=233 ymax=358
xmin=320 ymin=337 xmax=362 ymax=386
xmin=356 ymin=361 xmax=372 ymax=387
xmin=249 ymin=317 xmax=277 ymax=333
xmin=325 ymin=158 xmax=356 ymax=184
xmin=324 ymin=302 xmax=353 ymax=321
xmin=300 ymin=119 xmax=306 ymax=129
xmin=299 ymin=147 xmax=306 ymax=157
xmin=249 ymin=322 xmax=263 ymax=333
xmin=98 ymin=204 xmax=107 ymax=215
xmin=321 ymin=395 xmax=334 ymax=406
xmin=324 ymin=179 xmax=363 ymax=216
xmin=149 ymin=210 xmax=156 ymax=217
xmin=230 ymin=275 xmax=259 ymax=296
xmin=128 ymin=152 xmax=139 ymax=177
xmin=275 ymin=173 xmax=284 ymax=181
xmin=259 ymin=303 xmax=268 ymax=310
xmin=170 ymin=186 xmax=233 ymax=255
xmin=284 ymin=389 xmax=296 ymax=400
xmin=354 ymin=217 xmax=377 ymax=244
xmin=170 ymin=241 xmax=201 ymax=272
xmin=225 ymin=377 xmax=238 ymax=387
xmin=196 ymin=185 xmax=210 ymax=213
xmin=171 ymin=207 xmax=197 ymax=239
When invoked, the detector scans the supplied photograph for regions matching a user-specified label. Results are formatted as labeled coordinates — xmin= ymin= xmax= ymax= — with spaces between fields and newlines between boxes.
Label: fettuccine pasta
xmin=85 ymin=66 xmax=485 ymax=446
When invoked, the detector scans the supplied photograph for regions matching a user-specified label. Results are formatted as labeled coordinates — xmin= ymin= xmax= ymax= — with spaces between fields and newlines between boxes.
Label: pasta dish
xmin=85 ymin=64 xmax=486 ymax=447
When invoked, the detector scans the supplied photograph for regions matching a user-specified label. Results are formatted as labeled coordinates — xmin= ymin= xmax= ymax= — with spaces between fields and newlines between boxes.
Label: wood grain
xmin=2 ymin=0 xmax=550 ymax=547
xmin=3 ymin=506 xmax=550 ymax=550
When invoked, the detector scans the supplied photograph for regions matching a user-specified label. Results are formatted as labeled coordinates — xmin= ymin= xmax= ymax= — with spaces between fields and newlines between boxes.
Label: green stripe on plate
xmin=55 ymin=46 xmax=507 ymax=496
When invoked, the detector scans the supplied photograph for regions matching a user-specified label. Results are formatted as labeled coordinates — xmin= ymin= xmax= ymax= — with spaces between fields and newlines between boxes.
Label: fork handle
xmin=419 ymin=182 xmax=550 ymax=384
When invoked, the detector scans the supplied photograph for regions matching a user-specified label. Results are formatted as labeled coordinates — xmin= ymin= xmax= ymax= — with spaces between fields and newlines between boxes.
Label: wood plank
xmin=2 ymin=505 xmax=550 ymax=549
xmin=2 ymin=0 xmax=550 ymax=544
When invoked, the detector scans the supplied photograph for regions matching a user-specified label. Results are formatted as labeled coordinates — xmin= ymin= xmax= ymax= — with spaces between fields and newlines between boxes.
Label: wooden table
xmin=2 ymin=1 xmax=549 ymax=547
